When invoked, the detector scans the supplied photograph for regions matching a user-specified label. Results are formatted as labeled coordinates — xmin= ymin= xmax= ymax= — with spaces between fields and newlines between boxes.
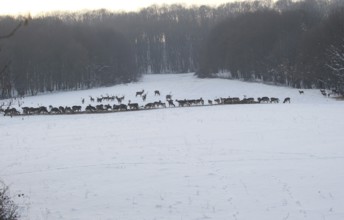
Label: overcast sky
xmin=0 ymin=0 xmax=246 ymax=16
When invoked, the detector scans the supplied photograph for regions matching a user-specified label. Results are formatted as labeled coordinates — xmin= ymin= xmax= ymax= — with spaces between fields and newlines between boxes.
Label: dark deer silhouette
xmin=65 ymin=107 xmax=74 ymax=113
xmin=154 ymin=90 xmax=160 ymax=96
xmin=299 ymin=90 xmax=304 ymax=94
xmin=258 ymin=97 xmax=270 ymax=103
xmin=136 ymin=90 xmax=145 ymax=97
xmin=128 ymin=102 xmax=139 ymax=110
xmin=167 ymin=100 xmax=175 ymax=107
xmin=166 ymin=94 xmax=172 ymax=100
xmin=116 ymin=96 xmax=125 ymax=104
xmin=72 ymin=106 xmax=82 ymax=112
xmin=4 ymin=107 xmax=20 ymax=116
xmin=142 ymin=93 xmax=147 ymax=101
xmin=283 ymin=97 xmax=291 ymax=103
xmin=50 ymin=107 xmax=61 ymax=114
xmin=86 ymin=105 xmax=96 ymax=112
xmin=270 ymin=97 xmax=279 ymax=103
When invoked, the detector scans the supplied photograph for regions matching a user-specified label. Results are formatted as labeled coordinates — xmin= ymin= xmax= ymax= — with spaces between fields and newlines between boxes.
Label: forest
xmin=0 ymin=0 xmax=343 ymax=99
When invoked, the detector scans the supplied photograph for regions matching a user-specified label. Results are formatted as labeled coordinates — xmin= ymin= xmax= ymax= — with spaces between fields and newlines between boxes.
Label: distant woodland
xmin=0 ymin=0 xmax=344 ymax=98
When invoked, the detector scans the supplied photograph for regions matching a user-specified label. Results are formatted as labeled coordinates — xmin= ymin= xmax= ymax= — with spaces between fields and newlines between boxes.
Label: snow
xmin=1 ymin=73 xmax=344 ymax=220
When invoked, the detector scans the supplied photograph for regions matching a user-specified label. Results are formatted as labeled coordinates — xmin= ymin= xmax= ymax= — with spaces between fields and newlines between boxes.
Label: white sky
xmin=0 ymin=0 xmax=241 ymax=16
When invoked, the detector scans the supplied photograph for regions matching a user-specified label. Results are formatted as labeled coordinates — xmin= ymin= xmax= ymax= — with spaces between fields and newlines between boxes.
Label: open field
xmin=1 ymin=73 xmax=344 ymax=220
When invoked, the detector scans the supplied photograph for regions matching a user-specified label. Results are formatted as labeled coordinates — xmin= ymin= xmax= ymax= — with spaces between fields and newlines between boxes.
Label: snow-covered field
xmin=1 ymin=73 xmax=344 ymax=220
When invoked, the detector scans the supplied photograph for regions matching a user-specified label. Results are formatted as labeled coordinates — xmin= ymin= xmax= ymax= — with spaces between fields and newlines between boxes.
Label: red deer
xmin=50 ymin=107 xmax=61 ymax=114
xmin=72 ymin=106 xmax=82 ymax=112
xmin=65 ymin=107 xmax=74 ymax=113
xmin=136 ymin=90 xmax=145 ymax=97
xmin=113 ymin=104 xmax=127 ymax=111
xmin=242 ymin=98 xmax=254 ymax=104
xmin=208 ymin=100 xmax=213 ymax=105
xmin=142 ymin=93 xmax=147 ymax=101
xmin=144 ymin=103 xmax=155 ymax=109
xmin=166 ymin=94 xmax=172 ymax=100
xmin=258 ymin=97 xmax=270 ymax=103
xmin=154 ymin=90 xmax=160 ymax=96
xmin=38 ymin=106 xmax=48 ymax=114
xmin=283 ymin=97 xmax=291 ymax=103
xmin=96 ymin=104 xmax=104 ymax=111
xmin=128 ymin=103 xmax=139 ymax=110
xmin=59 ymin=106 xmax=66 ymax=113
xmin=167 ymin=100 xmax=175 ymax=107
xmin=299 ymin=90 xmax=304 ymax=94
xmin=104 ymin=104 xmax=112 ymax=110
xmin=116 ymin=96 xmax=125 ymax=104
xmin=175 ymin=99 xmax=187 ymax=107
xmin=4 ymin=108 xmax=20 ymax=116
xmin=270 ymin=97 xmax=279 ymax=103
xmin=119 ymin=104 xmax=127 ymax=111
xmin=86 ymin=105 xmax=96 ymax=112
xmin=89 ymin=96 xmax=95 ymax=102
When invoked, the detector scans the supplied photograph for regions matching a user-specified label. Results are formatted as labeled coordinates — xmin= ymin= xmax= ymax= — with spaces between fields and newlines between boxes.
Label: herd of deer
xmin=0 ymin=88 xmax=296 ymax=117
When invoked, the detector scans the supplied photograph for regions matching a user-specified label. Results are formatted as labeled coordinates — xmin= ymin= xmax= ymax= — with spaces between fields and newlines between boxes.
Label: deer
xmin=144 ymin=103 xmax=155 ymax=109
xmin=299 ymin=90 xmax=304 ymax=94
xmin=59 ymin=106 xmax=66 ymax=113
xmin=113 ymin=104 xmax=127 ymax=111
xmin=104 ymin=104 xmax=112 ymax=111
xmin=72 ymin=105 xmax=82 ymax=112
xmin=154 ymin=90 xmax=160 ymax=96
xmin=65 ymin=106 xmax=74 ymax=113
xmin=166 ymin=94 xmax=172 ymax=100
xmin=167 ymin=99 xmax=175 ymax=107
xmin=4 ymin=107 xmax=20 ymax=116
xmin=86 ymin=105 xmax=96 ymax=112
xmin=208 ymin=100 xmax=213 ymax=105
xmin=283 ymin=97 xmax=291 ymax=103
xmin=82 ymin=98 xmax=85 ymax=104
xmin=142 ymin=93 xmax=147 ymax=102
xmin=96 ymin=104 xmax=104 ymax=111
xmin=49 ymin=107 xmax=61 ymax=114
xmin=270 ymin=97 xmax=279 ymax=103
xmin=136 ymin=90 xmax=145 ymax=97
xmin=214 ymin=98 xmax=221 ymax=104
xmin=116 ymin=96 xmax=125 ymax=104
xmin=89 ymin=96 xmax=95 ymax=102
xmin=38 ymin=106 xmax=48 ymax=114
xmin=128 ymin=101 xmax=139 ymax=110
xmin=258 ymin=97 xmax=270 ymax=103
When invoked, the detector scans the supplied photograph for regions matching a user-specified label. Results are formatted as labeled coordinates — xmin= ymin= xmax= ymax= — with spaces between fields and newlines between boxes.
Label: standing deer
xmin=136 ymin=90 xmax=145 ymax=97
xmin=154 ymin=90 xmax=160 ymax=96
xmin=283 ymin=97 xmax=291 ymax=103
xmin=166 ymin=94 xmax=172 ymax=100
xmin=142 ymin=93 xmax=147 ymax=101
xmin=116 ymin=96 xmax=125 ymax=104
xmin=167 ymin=99 xmax=175 ymax=107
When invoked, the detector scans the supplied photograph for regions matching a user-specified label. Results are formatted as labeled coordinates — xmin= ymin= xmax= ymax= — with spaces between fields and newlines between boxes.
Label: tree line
xmin=1 ymin=0 xmax=344 ymax=99
xmin=197 ymin=0 xmax=344 ymax=92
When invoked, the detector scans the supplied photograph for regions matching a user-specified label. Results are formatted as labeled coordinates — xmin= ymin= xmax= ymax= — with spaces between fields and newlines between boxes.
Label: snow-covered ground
xmin=1 ymin=73 xmax=344 ymax=220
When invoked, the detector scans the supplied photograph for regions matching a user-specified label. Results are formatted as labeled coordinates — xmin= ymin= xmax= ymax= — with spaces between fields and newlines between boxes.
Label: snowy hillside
xmin=1 ymin=73 xmax=344 ymax=220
